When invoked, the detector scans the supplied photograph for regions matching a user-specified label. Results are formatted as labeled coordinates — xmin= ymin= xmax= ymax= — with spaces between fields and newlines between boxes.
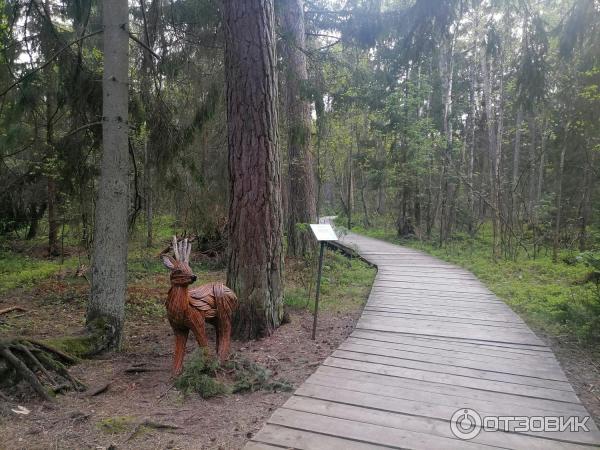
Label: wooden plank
xmin=345 ymin=336 xmax=563 ymax=369
xmin=366 ymin=301 xmax=513 ymax=314
xmin=351 ymin=329 xmax=554 ymax=355
xmin=252 ymin=424 xmax=380 ymax=450
xmin=244 ymin=442 xmax=285 ymax=450
xmin=267 ymin=408 xmax=496 ymax=450
xmin=314 ymin=366 xmax=591 ymax=417
xmin=362 ymin=310 xmax=530 ymax=329
xmin=295 ymin=384 xmax=597 ymax=445
xmin=332 ymin=349 xmax=572 ymax=390
xmin=357 ymin=317 xmax=545 ymax=346
xmin=369 ymin=289 xmax=500 ymax=301
xmin=339 ymin=341 xmax=568 ymax=380
xmin=364 ymin=306 xmax=523 ymax=323
xmin=284 ymin=396 xmax=598 ymax=449
xmin=323 ymin=357 xmax=580 ymax=402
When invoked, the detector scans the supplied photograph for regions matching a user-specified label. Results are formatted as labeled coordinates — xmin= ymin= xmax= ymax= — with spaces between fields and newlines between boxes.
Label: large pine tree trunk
xmin=224 ymin=0 xmax=284 ymax=340
xmin=87 ymin=0 xmax=129 ymax=351
xmin=280 ymin=0 xmax=317 ymax=256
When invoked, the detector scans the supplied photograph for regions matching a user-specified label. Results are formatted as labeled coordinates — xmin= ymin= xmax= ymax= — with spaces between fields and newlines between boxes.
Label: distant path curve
xmin=246 ymin=223 xmax=600 ymax=449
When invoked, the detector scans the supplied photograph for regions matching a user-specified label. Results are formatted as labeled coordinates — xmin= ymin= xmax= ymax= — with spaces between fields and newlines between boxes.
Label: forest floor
xmin=0 ymin=238 xmax=375 ymax=450
xmin=346 ymin=219 xmax=600 ymax=426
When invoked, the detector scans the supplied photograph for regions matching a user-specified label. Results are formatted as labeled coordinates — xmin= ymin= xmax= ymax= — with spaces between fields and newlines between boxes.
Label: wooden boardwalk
xmin=246 ymin=231 xmax=600 ymax=449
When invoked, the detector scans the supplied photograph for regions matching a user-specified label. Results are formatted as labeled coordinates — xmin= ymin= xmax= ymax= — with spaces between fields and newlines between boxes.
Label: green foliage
xmin=284 ymin=250 xmax=376 ymax=313
xmin=174 ymin=350 xmax=228 ymax=399
xmin=174 ymin=351 xmax=293 ymax=398
xmin=225 ymin=355 xmax=293 ymax=394
xmin=0 ymin=252 xmax=77 ymax=294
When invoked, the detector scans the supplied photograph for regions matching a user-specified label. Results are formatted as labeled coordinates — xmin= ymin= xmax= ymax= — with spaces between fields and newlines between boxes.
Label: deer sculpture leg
xmin=216 ymin=319 xmax=232 ymax=363
xmin=172 ymin=329 xmax=189 ymax=376
xmin=188 ymin=310 xmax=210 ymax=351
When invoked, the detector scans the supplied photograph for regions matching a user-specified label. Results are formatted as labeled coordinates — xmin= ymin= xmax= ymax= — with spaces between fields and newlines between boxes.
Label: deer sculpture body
xmin=162 ymin=237 xmax=238 ymax=375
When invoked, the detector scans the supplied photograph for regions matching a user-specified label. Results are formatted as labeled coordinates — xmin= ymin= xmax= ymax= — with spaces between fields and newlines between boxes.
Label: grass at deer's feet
xmin=284 ymin=251 xmax=376 ymax=314
xmin=346 ymin=221 xmax=600 ymax=347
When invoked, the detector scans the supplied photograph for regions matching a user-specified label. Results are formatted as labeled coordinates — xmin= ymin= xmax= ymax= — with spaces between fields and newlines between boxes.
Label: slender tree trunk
xmin=315 ymin=91 xmax=326 ymax=220
xmin=87 ymin=0 xmax=129 ymax=350
xmin=224 ymin=0 xmax=284 ymax=340
xmin=467 ymin=67 xmax=477 ymax=235
xmin=439 ymin=31 xmax=456 ymax=245
xmin=139 ymin=0 xmax=158 ymax=248
xmin=480 ymin=38 xmax=502 ymax=259
xmin=579 ymin=144 xmax=593 ymax=251
xmin=43 ymin=28 xmax=59 ymax=257
xmin=280 ymin=0 xmax=317 ymax=256
xmin=537 ymin=123 xmax=546 ymax=204
xmin=512 ymin=105 xmax=522 ymax=225
xmin=347 ymin=134 xmax=354 ymax=229
xmin=359 ymin=169 xmax=370 ymax=227
xmin=553 ymin=131 xmax=568 ymax=263
xmin=527 ymin=114 xmax=537 ymax=220
xmin=144 ymin=140 xmax=153 ymax=247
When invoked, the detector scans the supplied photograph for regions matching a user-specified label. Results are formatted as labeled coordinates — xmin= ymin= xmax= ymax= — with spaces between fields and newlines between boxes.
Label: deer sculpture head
xmin=161 ymin=236 xmax=197 ymax=286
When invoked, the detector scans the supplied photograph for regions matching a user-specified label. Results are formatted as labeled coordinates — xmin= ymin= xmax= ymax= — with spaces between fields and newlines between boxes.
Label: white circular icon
xmin=450 ymin=408 xmax=482 ymax=440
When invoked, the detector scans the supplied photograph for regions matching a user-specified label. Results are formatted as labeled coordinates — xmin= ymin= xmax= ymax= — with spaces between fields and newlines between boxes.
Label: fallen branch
xmin=126 ymin=419 xmax=182 ymax=441
xmin=124 ymin=366 xmax=162 ymax=373
xmin=0 ymin=306 xmax=27 ymax=316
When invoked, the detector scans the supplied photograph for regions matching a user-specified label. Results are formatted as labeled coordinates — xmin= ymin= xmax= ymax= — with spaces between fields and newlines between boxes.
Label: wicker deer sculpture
xmin=162 ymin=237 xmax=238 ymax=375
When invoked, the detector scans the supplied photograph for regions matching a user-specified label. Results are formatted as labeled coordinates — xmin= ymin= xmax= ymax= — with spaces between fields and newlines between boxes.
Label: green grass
xmin=346 ymin=220 xmax=600 ymax=346
xmin=284 ymin=250 xmax=376 ymax=313
xmin=0 ymin=253 xmax=78 ymax=294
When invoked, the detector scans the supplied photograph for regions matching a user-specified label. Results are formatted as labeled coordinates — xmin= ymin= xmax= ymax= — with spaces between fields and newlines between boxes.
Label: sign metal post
xmin=309 ymin=224 xmax=338 ymax=340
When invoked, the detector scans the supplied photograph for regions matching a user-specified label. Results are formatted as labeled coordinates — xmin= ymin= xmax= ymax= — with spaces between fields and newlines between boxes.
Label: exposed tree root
xmin=0 ymin=338 xmax=86 ymax=401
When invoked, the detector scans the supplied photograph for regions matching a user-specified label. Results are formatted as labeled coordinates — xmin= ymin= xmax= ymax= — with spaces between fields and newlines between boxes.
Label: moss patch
xmin=97 ymin=416 xmax=135 ymax=434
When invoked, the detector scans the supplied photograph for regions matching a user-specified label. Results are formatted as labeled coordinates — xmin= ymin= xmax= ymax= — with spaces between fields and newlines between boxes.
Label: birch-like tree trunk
xmin=553 ymin=129 xmax=568 ymax=262
xmin=527 ymin=114 xmax=537 ymax=220
xmin=87 ymin=0 xmax=129 ymax=350
xmin=480 ymin=38 xmax=502 ymax=258
xmin=512 ymin=105 xmax=523 ymax=224
xmin=438 ymin=31 xmax=456 ymax=244
xmin=224 ymin=0 xmax=284 ymax=340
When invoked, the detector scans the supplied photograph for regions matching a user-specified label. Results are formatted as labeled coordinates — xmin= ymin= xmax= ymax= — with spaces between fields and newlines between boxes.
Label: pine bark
xmin=224 ymin=0 xmax=284 ymax=340
xmin=280 ymin=0 xmax=317 ymax=256
xmin=87 ymin=0 xmax=130 ymax=350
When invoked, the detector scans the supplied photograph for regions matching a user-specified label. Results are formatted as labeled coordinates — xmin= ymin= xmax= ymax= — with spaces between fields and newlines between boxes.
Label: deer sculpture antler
xmin=172 ymin=236 xmax=192 ymax=263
